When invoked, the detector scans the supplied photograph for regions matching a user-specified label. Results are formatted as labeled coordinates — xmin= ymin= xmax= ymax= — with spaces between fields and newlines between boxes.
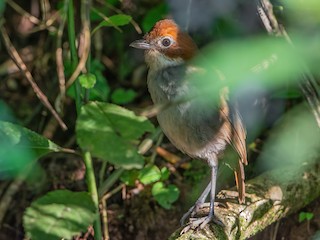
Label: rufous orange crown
xmin=145 ymin=19 xmax=198 ymax=61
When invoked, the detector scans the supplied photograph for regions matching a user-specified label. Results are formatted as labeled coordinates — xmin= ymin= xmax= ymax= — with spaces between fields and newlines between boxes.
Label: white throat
xmin=145 ymin=49 xmax=184 ymax=72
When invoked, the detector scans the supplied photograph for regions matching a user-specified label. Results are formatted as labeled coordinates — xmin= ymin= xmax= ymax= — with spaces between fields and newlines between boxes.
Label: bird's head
xmin=130 ymin=19 xmax=198 ymax=71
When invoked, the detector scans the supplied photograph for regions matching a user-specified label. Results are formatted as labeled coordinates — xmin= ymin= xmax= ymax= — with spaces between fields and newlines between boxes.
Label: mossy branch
xmin=169 ymin=158 xmax=320 ymax=239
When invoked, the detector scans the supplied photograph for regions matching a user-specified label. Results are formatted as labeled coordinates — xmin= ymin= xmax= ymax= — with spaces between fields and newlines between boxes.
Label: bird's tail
xmin=234 ymin=159 xmax=246 ymax=204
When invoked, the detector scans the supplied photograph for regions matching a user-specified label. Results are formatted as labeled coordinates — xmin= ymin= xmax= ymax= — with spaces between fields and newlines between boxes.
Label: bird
xmin=130 ymin=19 xmax=247 ymax=231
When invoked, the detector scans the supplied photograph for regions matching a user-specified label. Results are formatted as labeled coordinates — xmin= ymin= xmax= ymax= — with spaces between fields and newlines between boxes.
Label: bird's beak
xmin=129 ymin=39 xmax=152 ymax=50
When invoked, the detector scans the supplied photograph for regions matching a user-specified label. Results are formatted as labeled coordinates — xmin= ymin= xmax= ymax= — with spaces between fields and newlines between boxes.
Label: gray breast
xmin=147 ymin=64 xmax=228 ymax=159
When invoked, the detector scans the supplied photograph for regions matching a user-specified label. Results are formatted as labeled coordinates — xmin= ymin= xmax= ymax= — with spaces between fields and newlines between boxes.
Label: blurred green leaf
xmin=142 ymin=3 xmax=168 ymax=32
xmin=258 ymin=104 xmax=320 ymax=171
xmin=194 ymin=36 xmax=312 ymax=97
xmin=79 ymin=73 xmax=96 ymax=89
xmin=285 ymin=0 xmax=320 ymax=22
xmin=111 ymin=88 xmax=137 ymax=104
xmin=298 ymin=211 xmax=314 ymax=223
xmin=76 ymin=102 xmax=154 ymax=169
xmin=120 ymin=169 xmax=139 ymax=186
xmin=92 ymin=14 xmax=132 ymax=34
xmin=0 ymin=121 xmax=60 ymax=178
xmin=23 ymin=190 xmax=96 ymax=240
xmin=272 ymin=88 xmax=301 ymax=99
xmin=152 ymin=182 xmax=180 ymax=209
xmin=160 ymin=167 xmax=170 ymax=181
xmin=138 ymin=165 xmax=161 ymax=185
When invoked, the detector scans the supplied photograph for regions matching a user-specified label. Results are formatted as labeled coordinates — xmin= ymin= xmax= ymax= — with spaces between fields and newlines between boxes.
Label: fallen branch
xmin=169 ymin=157 xmax=320 ymax=239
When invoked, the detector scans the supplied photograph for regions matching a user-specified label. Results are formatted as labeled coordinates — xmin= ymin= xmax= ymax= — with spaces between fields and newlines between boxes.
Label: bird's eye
xmin=161 ymin=37 xmax=172 ymax=47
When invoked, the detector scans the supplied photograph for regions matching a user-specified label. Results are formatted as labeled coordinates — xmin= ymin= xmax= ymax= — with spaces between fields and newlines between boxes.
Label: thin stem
xmin=83 ymin=151 xmax=102 ymax=240
xmin=67 ymin=0 xmax=82 ymax=114
xmin=98 ymin=168 xmax=125 ymax=199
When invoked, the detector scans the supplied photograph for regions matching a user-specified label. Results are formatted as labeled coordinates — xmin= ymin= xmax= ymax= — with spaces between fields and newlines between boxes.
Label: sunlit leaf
xmin=92 ymin=14 xmax=132 ymax=34
xmin=23 ymin=190 xmax=96 ymax=240
xmin=79 ymin=73 xmax=96 ymax=89
xmin=138 ymin=165 xmax=161 ymax=185
xmin=76 ymin=102 xmax=154 ymax=169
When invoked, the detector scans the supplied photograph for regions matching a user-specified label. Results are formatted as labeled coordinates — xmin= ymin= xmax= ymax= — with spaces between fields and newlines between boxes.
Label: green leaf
xmin=0 ymin=121 xmax=60 ymax=177
xmin=160 ymin=167 xmax=170 ymax=181
xmin=67 ymin=60 xmax=110 ymax=101
xmin=120 ymin=169 xmax=139 ymax=186
xmin=152 ymin=182 xmax=180 ymax=209
xmin=23 ymin=190 xmax=96 ymax=240
xmin=102 ymin=14 xmax=132 ymax=27
xmin=92 ymin=14 xmax=132 ymax=34
xmin=286 ymin=0 xmax=320 ymax=22
xmin=298 ymin=211 xmax=314 ymax=223
xmin=76 ymin=102 xmax=155 ymax=169
xmin=194 ymin=36 xmax=311 ymax=100
xmin=138 ymin=165 xmax=161 ymax=185
xmin=79 ymin=73 xmax=96 ymax=89
xmin=111 ymin=88 xmax=137 ymax=104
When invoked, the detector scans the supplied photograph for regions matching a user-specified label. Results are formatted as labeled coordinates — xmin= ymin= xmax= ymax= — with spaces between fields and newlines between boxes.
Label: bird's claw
xmin=180 ymin=201 xmax=226 ymax=226
xmin=180 ymin=215 xmax=224 ymax=235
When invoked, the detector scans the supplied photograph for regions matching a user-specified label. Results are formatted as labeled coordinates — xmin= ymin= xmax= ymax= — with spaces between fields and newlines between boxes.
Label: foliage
xmin=152 ymin=182 xmax=180 ymax=209
xmin=1 ymin=0 xmax=320 ymax=239
xmin=76 ymin=102 xmax=154 ymax=169
xmin=0 ymin=121 xmax=60 ymax=178
xmin=298 ymin=211 xmax=314 ymax=223
xmin=92 ymin=14 xmax=132 ymax=34
xmin=111 ymin=88 xmax=137 ymax=104
xmin=23 ymin=190 xmax=96 ymax=240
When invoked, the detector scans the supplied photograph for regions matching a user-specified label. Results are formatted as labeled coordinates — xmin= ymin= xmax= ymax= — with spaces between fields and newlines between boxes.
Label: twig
xmin=65 ymin=23 xmax=91 ymax=88
xmin=55 ymin=0 xmax=69 ymax=113
xmin=101 ymin=199 xmax=109 ymax=240
xmin=0 ymin=24 xmax=67 ymax=130
xmin=40 ymin=0 xmax=50 ymax=22
xmin=6 ymin=0 xmax=40 ymax=24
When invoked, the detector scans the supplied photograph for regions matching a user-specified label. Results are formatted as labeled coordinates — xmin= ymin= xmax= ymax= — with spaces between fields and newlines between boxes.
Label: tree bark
xmin=169 ymin=159 xmax=320 ymax=239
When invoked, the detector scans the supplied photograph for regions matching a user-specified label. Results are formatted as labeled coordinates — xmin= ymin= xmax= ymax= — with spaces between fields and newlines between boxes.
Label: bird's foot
xmin=180 ymin=214 xmax=224 ymax=235
xmin=180 ymin=202 xmax=226 ymax=226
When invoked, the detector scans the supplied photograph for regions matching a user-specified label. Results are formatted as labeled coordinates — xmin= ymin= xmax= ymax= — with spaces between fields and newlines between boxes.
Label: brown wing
xmin=219 ymin=88 xmax=247 ymax=203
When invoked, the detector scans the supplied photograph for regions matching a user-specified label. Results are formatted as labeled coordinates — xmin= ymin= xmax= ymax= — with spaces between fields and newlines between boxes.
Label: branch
xmin=169 ymin=158 xmax=320 ymax=239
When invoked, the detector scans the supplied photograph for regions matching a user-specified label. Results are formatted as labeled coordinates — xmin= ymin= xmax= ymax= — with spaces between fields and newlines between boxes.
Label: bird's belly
xmin=157 ymin=103 xmax=228 ymax=160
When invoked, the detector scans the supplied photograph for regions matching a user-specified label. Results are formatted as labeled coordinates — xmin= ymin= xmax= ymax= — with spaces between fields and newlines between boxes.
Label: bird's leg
xmin=181 ymin=160 xmax=222 ymax=234
xmin=180 ymin=181 xmax=211 ymax=225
